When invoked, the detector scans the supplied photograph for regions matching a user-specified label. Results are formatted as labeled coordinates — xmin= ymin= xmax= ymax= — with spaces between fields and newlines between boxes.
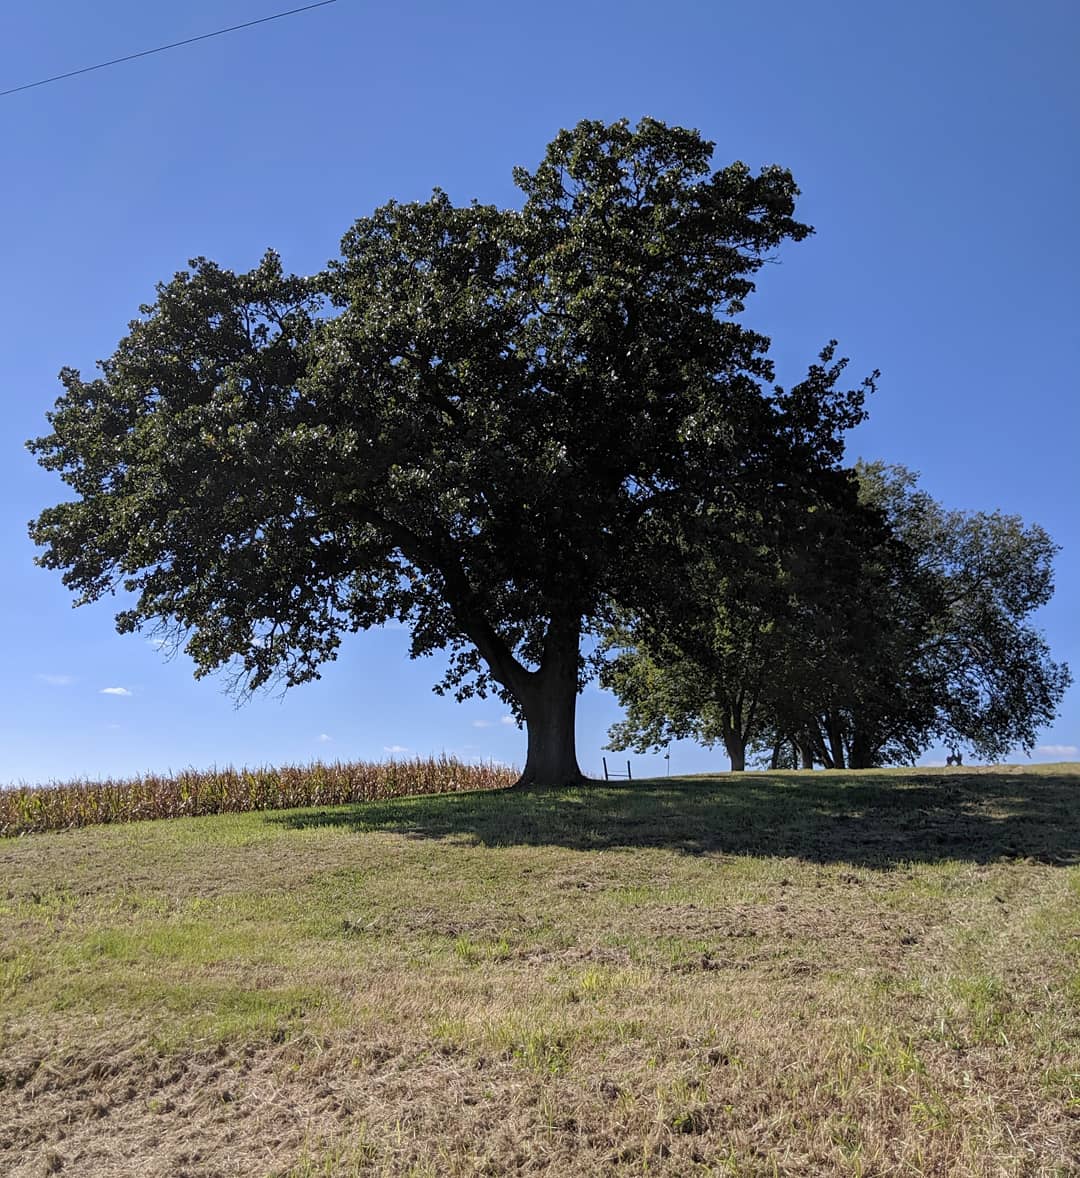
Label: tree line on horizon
xmin=27 ymin=117 xmax=1071 ymax=786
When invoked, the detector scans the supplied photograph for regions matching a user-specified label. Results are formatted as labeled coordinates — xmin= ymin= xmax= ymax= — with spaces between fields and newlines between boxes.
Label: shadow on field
xmin=269 ymin=768 xmax=1080 ymax=868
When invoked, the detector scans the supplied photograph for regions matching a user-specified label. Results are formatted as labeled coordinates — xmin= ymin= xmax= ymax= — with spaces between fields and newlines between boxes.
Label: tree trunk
xmin=824 ymin=714 xmax=847 ymax=770
xmin=805 ymin=724 xmax=833 ymax=768
xmin=847 ymin=728 xmax=875 ymax=769
xmin=797 ymin=742 xmax=814 ymax=770
xmin=512 ymin=622 xmax=584 ymax=788
xmin=723 ymin=731 xmax=747 ymax=772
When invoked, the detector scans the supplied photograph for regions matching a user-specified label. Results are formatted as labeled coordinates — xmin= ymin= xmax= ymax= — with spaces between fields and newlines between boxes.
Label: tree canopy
xmin=28 ymin=117 xmax=872 ymax=785
xmin=856 ymin=461 xmax=1071 ymax=763
xmin=604 ymin=462 xmax=1070 ymax=769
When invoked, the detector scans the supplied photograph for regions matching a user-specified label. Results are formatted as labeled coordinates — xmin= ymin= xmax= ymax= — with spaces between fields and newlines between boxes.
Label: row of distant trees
xmin=602 ymin=461 xmax=1070 ymax=771
xmin=27 ymin=118 xmax=1070 ymax=784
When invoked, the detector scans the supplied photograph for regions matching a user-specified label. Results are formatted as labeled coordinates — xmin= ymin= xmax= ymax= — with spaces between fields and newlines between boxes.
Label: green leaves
xmin=856 ymin=462 xmax=1072 ymax=761
xmin=28 ymin=118 xmax=872 ymax=780
xmin=605 ymin=462 xmax=1070 ymax=771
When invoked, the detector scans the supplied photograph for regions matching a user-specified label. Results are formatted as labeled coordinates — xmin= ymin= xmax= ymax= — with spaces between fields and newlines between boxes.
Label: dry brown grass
xmin=2 ymin=764 xmax=1078 ymax=1175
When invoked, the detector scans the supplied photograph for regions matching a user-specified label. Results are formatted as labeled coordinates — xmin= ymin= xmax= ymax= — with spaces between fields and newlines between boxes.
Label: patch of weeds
xmin=71 ymin=918 xmax=295 ymax=971
xmin=850 ymin=1025 xmax=925 ymax=1080
xmin=487 ymin=1018 xmax=572 ymax=1075
xmin=192 ymin=985 xmax=323 ymax=1043
xmin=1041 ymin=1065 xmax=1080 ymax=1108
xmin=655 ymin=936 xmax=711 ymax=971
xmin=513 ymin=1030 xmax=571 ymax=1075
xmin=949 ymin=974 xmax=1013 ymax=1042
xmin=584 ymin=1016 xmax=648 ymax=1045
xmin=655 ymin=1076 xmax=710 ymax=1135
xmin=428 ymin=1015 xmax=470 ymax=1049
xmin=282 ymin=1127 xmax=379 ymax=1176
xmin=62 ymin=978 xmax=324 ymax=1049
xmin=453 ymin=935 xmax=480 ymax=966
xmin=0 ymin=952 xmax=34 ymax=1001
xmin=577 ymin=965 xmax=611 ymax=997
xmin=564 ymin=964 xmax=620 ymax=1004
xmin=827 ymin=1112 xmax=863 ymax=1153
xmin=910 ymin=1091 xmax=954 ymax=1130
xmin=1065 ymin=971 xmax=1080 ymax=1004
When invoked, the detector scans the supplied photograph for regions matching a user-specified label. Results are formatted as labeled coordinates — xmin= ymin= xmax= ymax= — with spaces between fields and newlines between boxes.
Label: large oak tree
xmin=28 ymin=118 xmax=869 ymax=785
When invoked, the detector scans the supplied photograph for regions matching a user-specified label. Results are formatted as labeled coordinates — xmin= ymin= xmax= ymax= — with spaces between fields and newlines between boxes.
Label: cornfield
xmin=0 ymin=756 xmax=517 ymax=838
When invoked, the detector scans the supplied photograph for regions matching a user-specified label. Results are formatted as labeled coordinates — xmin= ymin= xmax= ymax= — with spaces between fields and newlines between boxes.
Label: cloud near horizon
xmin=383 ymin=744 xmax=409 ymax=754
xmin=36 ymin=673 xmax=74 ymax=686
xmin=1036 ymin=744 xmax=1078 ymax=756
xmin=100 ymin=686 xmax=132 ymax=697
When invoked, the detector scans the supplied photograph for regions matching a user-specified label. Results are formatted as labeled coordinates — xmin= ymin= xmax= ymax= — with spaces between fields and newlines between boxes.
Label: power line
xmin=0 ymin=1 xmax=339 ymax=99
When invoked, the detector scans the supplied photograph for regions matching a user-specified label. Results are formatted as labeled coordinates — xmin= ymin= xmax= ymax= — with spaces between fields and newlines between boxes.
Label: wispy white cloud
xmin=500 ymin=715 xmax=517 ymax=726
xmin=318 ymin=733 xmax=332 ymax=743
xmin=100 ymin=686 xmax=132 ymax=697
xmin=384 ymin=744 xmax=409 ymax=754
xmin=472 ymin=719 xmax=493 ymax=728
xmin=36 ymin=673 xmax=74 ymax=687
xmin=1036 ymin=744 xmax=1078 ymax=757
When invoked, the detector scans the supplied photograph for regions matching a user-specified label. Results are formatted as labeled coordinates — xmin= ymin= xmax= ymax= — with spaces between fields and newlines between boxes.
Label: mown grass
xmin=0 ymin=755 xmax=515 ymax=837
xmin=1 ymin=764 xmax=1078 ymax=1176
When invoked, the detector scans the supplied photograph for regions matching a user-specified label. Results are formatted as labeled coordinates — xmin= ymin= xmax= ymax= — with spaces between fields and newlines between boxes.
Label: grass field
xmin=2 ymin=765 xmax=1078 ymax=1176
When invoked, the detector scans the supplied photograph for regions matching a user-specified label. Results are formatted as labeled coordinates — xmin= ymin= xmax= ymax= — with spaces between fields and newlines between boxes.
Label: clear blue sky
xmin=2 ymin=0 xmax=1077 ymax=784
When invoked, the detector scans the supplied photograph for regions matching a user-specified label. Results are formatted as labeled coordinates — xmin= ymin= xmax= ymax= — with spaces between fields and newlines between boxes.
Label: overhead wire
xmin=0 ymin=1 xmax=339 ymax=99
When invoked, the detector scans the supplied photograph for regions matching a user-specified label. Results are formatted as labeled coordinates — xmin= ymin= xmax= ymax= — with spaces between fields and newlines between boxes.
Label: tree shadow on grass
xmin=267 ymin=767 xmax=1080 ymax=869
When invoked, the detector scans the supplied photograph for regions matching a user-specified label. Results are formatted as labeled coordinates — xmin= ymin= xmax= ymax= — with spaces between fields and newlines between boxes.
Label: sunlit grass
xmin=1 ymin=764 xmax=1078 ymax=1175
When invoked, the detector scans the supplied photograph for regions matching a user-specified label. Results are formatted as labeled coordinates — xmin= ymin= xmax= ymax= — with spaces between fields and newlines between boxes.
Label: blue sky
xmin=2 ymin=0 xmax=1077 ymax=784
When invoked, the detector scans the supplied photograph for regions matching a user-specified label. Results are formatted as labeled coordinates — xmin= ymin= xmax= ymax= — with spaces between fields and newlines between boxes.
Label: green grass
xmin=2 ymin=764 xmax=1078 ymax=1175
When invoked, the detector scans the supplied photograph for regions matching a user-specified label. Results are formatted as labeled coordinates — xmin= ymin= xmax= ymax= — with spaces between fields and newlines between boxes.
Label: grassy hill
xmin=2 ymin=765 xmax=1078 ymax=1176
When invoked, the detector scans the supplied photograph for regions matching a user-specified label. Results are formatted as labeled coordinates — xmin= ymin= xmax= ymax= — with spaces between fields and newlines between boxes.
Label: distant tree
xmin=602 ymin=526 xmax=797 ymax=772
xmin=764 ymin=479 xmax=942 ymax=769
xmin=603 ymin=461 xmax=1070 ymax=770
xmin=854 ymin=462 xmax=1072 ymax=763
xmin=602 ymin=477 xmax=920 ymax=771
xmin=28 ymin=118 xmax=871 ymax=786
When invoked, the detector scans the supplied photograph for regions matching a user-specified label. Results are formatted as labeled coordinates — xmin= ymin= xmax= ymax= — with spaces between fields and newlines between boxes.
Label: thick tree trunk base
xmin=493 ymin=616 xmax=588 ymax=791
xmin=512 ymin=720 xmax=584 ymax=787
xmin=509 ymin=768 xmax=588 ymax=790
